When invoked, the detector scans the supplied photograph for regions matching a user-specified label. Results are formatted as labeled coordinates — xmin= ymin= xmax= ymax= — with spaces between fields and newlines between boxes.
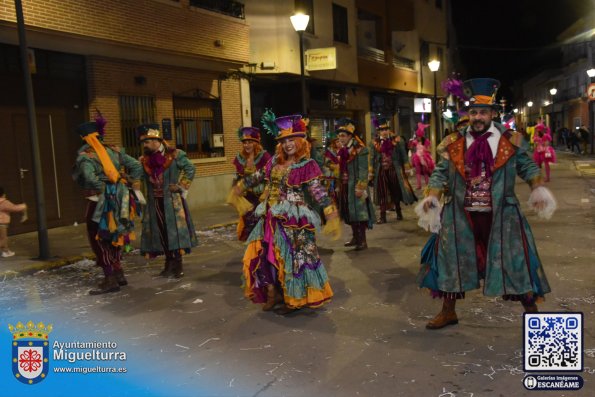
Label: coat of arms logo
xmin=8 ymin=321 xmax=53 ymax=384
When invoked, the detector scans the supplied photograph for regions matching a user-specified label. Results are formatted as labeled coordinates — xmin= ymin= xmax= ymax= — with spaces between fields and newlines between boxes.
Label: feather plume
xmin=372 ymin=116 xmax=380 ymax=129
xmin=94 ymin=109 xmax=107 ymax=136
xmin=260 ymin=108 xmax=279 ymax=137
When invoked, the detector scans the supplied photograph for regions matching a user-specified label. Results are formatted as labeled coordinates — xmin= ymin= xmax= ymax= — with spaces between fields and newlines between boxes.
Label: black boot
xmin=157 ymin=258 xmax=173 ymax=277
xmin=344 ymin=224 xmax=358 ymax=247
xmin=355 ymin=222 xmax=368 ymax=251
xmin=89 ymin=275 xmax=120 ymax=295
xmin=170 ymin=257 xmax=184 ymax=279
xmin=396 ymin=206 xmax=403 ymax=220
xmin=377 ymin=211 xmax=387 ymax=224
xmin=113 ymin=269 xmax=128 ymax=286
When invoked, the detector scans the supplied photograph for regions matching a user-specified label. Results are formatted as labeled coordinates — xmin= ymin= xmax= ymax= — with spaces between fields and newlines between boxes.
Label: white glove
xmin=414 ymin=196 xmax=442 ymax=233
xmin=528 ymin=186 xmax=556 ymax=220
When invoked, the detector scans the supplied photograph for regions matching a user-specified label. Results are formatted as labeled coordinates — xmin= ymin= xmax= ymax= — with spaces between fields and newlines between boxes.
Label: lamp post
xmin=587 ymin=69 xmax=595 ymax=154
xmin=428 ymin=59 xmax=440 ymax=159
xmin=290 ymin=13 xmax=310 ymax=115
xmin=549 ymin=87 xmax=557 ymax=133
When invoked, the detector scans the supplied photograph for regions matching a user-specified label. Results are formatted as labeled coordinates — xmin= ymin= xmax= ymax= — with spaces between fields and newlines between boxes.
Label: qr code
xmin=523 ymin=312 xmax=583 ymax=372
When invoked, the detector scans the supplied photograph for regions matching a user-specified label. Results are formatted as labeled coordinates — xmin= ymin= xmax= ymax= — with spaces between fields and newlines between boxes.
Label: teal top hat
xmin=335 ymin=118 xmax=356 ymax=134
xmin=462 ymin=78 xmax=500 ymax=108
xmin=137 ymin=123 xmax=162 ymax=141
xmin=75 ymin=121 xmax=99 ymax=138
xmin=373 ymin=116 xmax=390 ymax=131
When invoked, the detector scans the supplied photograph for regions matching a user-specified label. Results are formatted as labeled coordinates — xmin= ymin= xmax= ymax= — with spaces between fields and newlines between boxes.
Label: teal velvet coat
xmin=140 ymin=147 xmax=197 ymax=256
xmin=72 ymin=144 xmax=142 ymax=225
xmin=418 ymin=123 xmax=551 ymax=298
xmin=369 ymin=136 xmax=417 ymax=205
xmin=339 ymin=139 xmax=376 ymax=227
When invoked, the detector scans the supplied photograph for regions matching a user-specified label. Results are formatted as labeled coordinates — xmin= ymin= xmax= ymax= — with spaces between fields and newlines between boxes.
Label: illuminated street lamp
xmin=428 ymin=59 xmax=440 ymax=158
xmin=290 ymin=13 xmax=310 ymax=115
xmin=549 ymin=87 xmax=557 ymax=131
xmin=527 ymin=101 xmax=533 ymax=107
xmin=587 ymin=68 xmax=595 ymax=78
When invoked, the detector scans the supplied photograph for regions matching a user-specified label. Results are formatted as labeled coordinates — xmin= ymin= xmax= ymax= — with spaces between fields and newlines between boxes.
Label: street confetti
xmin=198 ymin=337 xmax=220 ymax=347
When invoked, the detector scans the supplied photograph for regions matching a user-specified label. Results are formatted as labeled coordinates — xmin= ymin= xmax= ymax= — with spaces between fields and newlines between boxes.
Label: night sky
xmin=451 ymin=0 xmax=591 ymax=100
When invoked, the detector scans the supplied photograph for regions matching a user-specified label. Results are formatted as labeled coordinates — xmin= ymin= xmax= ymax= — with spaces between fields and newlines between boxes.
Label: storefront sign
xmin=305 ymin=47 xmax=337 ymax=71
xmin=414 ymin=98 xmax=432 ymax=113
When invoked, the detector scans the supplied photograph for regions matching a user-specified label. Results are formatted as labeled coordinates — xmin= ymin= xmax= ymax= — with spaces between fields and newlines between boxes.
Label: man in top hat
xmin=232 ymin=126 xmax=271 ymax=241
xmin=369 ymin=116 xmax=417 ymax=223
xmin=335 ymin=118 xmax=375 ymax=250
xmin=416 ymin=78 xmax=556 ymax=329
xmin=138 ymin=124 xmax=197 ymax=278
xmin=72 ymin=115 xmax=143 ymax=295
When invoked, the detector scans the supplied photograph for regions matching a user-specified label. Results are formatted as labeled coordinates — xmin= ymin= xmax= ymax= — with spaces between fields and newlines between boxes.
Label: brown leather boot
xmin=355 ymin=223 xmax=368 ymax=251
xmin=426 ymin=298 xmax=458 ymax=329
xmin=344 ymin=224 xmax=358 ymax=247
xmin=274 ymin=305 xmax=299 ymax=315
xmin=89 ymin=275 xmax=120 ymax=295
xmin=170 ymin=257 xmax=184 ymax=279
xmin=521 ymin=301 xmax=539 ymax=313
xmin=262 ymin=284 xmax=283 ymax=311
xmin=113 ymin=269 xmax=128 ymax=286
xmin=157 ymin=259 xmax=173 ymax=277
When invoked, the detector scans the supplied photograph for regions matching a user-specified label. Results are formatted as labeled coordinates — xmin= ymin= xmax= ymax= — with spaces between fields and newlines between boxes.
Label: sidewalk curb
xmin=1 ymin=221 xmax=238 ymax=279
xmin=1 ymin=254 xmax=96 ymax=279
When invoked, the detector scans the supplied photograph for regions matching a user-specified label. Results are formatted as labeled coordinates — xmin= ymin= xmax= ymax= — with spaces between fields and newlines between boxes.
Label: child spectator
xmin=0 ymin=186 xmax=27 ymax=257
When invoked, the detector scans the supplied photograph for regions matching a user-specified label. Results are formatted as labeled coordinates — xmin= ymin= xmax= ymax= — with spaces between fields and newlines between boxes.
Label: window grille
xmin=173 ymin=97 xmax=224 ymax=159
xmin=119 ymin=95 xmax=156 ymax=159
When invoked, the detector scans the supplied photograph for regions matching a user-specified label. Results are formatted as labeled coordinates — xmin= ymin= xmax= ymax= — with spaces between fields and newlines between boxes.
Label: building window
xmin=295 ymin=0 xmax=314 ymax=34
xmin=437 ymin=47 xmax=444 ymax=64
xmin=119 ymin=95 xmax=156 ymax=159
xmin=189 ymin=0 xmax=245 ymax=19
xmin=173 ymin=97 xmax=224 ymax=159
xmin=332 ymin=3 xmax=348 ymax=44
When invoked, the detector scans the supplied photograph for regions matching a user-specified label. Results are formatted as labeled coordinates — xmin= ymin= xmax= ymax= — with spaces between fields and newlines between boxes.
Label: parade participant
xmin=409 ymin=122 xmax=435 ymax=190
xmin=235 ymin=110 xmax=340 ymax=314
xmin=138 ymin=124 xmax=197 ymax=279
xmin=336 ymin=118 xmax=376 ymax=250
xmin=533 ymin=122 xmax=556 ymax=182
xmin=231 ymin=126 xmax=271 ymax=241
xmin=415 ymin=78 xmax=556 ymax=329
xmin=72 ymin=116 xmax=143 ymax=294
xmin=369 ymin=116 xmax=416 ymax=223
xmin=0 ymin=186 xmax=27 ymax=258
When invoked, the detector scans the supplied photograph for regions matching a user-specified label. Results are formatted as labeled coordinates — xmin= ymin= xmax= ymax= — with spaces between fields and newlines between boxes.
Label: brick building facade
xmin=0 ymin=0 xmax=249 ymax=233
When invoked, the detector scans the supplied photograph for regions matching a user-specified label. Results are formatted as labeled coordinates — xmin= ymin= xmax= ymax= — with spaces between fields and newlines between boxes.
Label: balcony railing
xmin=190 ymin=0 xmax=245 ymax=19
xmin=392 ymin=55 xmax=415 ymax=70
xmin=358 ymin=46 xmax=386 ymax=63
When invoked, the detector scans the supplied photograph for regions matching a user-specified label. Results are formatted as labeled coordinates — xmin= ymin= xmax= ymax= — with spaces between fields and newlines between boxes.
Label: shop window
xmin=119 ymin=95 xmax=156 ymax=159
xmin=332 ymin=3 xmax=348 ymax=44
xmin=173 ymin=97 xmax=224 ymax=159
